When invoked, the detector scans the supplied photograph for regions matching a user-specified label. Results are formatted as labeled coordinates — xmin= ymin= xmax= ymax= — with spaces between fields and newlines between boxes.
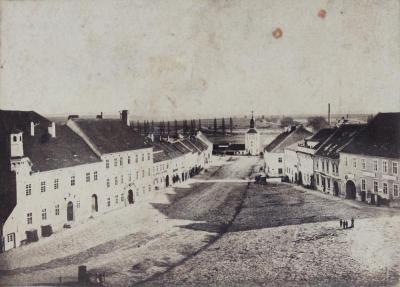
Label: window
xmin=107 ymin=197 xmax=111 ymax=207
xmin=114 ymin=158 xmax=118 ymax=167
xmin=147 ymin=153 xmax=151 ymax=161
xmin=361 ymin=179 xmax=366 ymax=191
xmin=142 ymin=186 xmax=145 ymax=194
xmin=128 ymin=156 xmax=131 ymax=164
xmin=27 ymin=213 xmax=33 ymax=224
xmin=383 ymin=161 xmax=388 ymax=173
xmin=54 ymin=179 xmax=59 ymax=190
xmin=7 ymin=233 xmax=14 ymax=243
xmin=148 ymin=168 xmax=151 ymax=176
xmin=106 ymin=178 xmax=110 ymax=188
xmin=77 ymin=201 xmax=80 ymax=208
xmin=13 ymin=136 xmax=17 ymax=142
xmin=383 ymin=183 xmax=388 ymax=194
xmin=120 ymin=157 xmax=123 ymax=166
xmin=278 ymin=168 xmax=283 ymax=175
xmin=106 ymin=160 xmax=110 ymax=169
xmin=86 ymin=172 xmax=90 ymax=182
xmin=332 ymin=163 xmax=335 ymax=173
xmin=393 ymin=162 xmax=398 ymax=175
xmin=316 ymin=161 xmax=319 ymax=169
xmin=142 ymin=154 xmax=144 ymax=162
xmin=129 ymin=173 xmax=132 ymax=182
xmin=26 ymin=184 xmax=32 ymax=196
xmin=316 ymin=174 xmax=319 ymax=185
xmin=353 ymin=158 xmax=357 ymax=168
xmin=278 ymin=157 xmax=282 ymax=163
xmin=142 ymin=170 xmax=145 ymax=178
xmin=115 ymin=176 xmax=118 ymax=185
xmin=121 ymin=193 xmax=124 ymax=202
xmin=135 ymin=154 xmax=138 ymax=163
xmin=394 ymin=184 xmax=399 ymax=197
xmin=41 ymin=181 xmax=46 ymax=193
xmin=41 ymin=209 xmax=47 ymax=221
xmin=326 ymin=162 xmax=329 ymax=173
xmin=373 ymin=181 xmax=378 ymax=193
xmin=94 ymin=171 xmax=98 ymax=181
xmin=345 ymin=157 xmax=348 ymax=166
xmin=55 ymin=204 xmax=60 ymax=216
xmin=121 ymin=175 xmax=124 ymax=184
xmin=115 ymin=195 xmax=119 ymax=204
xmin=322 ymin=161 xmax=325 ymax=171
xmin=373 ymin=160 xmax=378 ymax=171
xmin=361 ymin=159 xmax=366 ymax=170
xmin=71 ymin=176 xmax=75 ymax=186
xmin=327 ymin=178 xmax=330 ymax=189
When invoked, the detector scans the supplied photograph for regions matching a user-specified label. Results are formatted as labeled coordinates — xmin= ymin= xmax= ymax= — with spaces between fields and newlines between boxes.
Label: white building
xmin=0 ymin=110 xmax=150 ymax=252
xmin=264 ymin=126 xmax=312 ymax=177
xmin=245 ymin=113 xmax=260 ymax=156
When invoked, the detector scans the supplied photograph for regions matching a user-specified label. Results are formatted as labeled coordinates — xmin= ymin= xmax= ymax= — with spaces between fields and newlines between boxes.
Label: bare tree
xmin=229 ymin=117 xmax=233 ymax=135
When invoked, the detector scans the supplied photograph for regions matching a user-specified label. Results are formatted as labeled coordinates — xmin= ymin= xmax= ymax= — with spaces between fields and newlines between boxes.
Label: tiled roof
xmin=265 ymin=126 xmax=312 ymax=153
xmin=341 ymin=113 xmax=400 ymax=158
xmin=0 ymin=111 xmax=100 ymax=172
xmin=316 ymin=124 xmax=365 ymax=159
xmin=72 ymin=119 xmax=151 ymax=154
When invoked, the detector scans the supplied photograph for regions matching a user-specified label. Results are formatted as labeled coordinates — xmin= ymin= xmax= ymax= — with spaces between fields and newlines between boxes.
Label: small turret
xmin=10 ymin=129 xmax=24 ymax=158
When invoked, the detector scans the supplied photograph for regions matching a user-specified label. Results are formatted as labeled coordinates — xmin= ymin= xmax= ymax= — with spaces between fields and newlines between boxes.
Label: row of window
xmin=316 ymin=160 xmax=339 ymax=174
xmin=106 ymin=169 xmax=151 ymax=188
xmin=346 ymin=157 xmax=398 ymax=174
xmin=105 ymin=153 xmax=151 ymax=169
xmin=26 ymin=202 xmax=81 ymax=224
xmin=361 ymin=179 xmax=399 ymax=196
xmin=154 ymin=163 xmax=169 ymax=173
xmin=25 ymin=172 xmax=98 ymax=196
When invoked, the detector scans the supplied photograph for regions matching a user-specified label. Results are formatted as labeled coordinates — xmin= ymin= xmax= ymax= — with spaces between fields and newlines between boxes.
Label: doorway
xmin=67 ymin=201 xmax=74 ymax=221
xmin=346 ymin=180 xmax=356 ymax=200
xmin=128 ymin=190 xmax=134 ymax=204
xmin=91 ymin=194 xmax=98 ymax=212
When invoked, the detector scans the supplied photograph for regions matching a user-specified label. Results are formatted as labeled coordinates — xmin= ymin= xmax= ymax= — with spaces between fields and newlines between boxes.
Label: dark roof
xmin=73 ymin=119 xmax=151 ymax=154
xmin=265 ymin=126 xmax=312 ymax=153
xmin=247 ymin=128 xmax=258 ymax=134
xmin=0 ymin=111 xmax=100 ymax=172
xmin=316 ymin=124 xmax=365 ymax=159
xmin=306 ymin=128 xmax=336 ymax=150
xmin=25 ymin=124 xmax=101 ymax=171
xmin=0 ymin=110 xmax=51 ymax=133
xmin=341 ymin=113 xmax=400 ymax=158
xmin=153 ymin=149 xmax=170 ymax=163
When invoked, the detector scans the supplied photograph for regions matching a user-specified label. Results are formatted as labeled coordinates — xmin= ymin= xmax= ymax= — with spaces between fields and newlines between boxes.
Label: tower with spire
xmin=245 ymin=111 xmax=261 ymax=155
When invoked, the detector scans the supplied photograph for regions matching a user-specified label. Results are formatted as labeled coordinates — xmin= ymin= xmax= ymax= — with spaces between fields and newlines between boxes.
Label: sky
xmin=0 ymin=0 xmax=399 ymax=119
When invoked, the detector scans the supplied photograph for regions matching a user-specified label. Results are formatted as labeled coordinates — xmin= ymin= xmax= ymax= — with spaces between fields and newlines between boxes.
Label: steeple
xmin=249 ymin=110 xmax=255 ymax=129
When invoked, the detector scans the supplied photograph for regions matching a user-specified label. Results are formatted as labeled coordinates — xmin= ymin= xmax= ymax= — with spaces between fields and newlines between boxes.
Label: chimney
xmin=96 ymin=112 xmax=103 ymax=119
xmin=121 ymin=110 xmax=130 ymax=126
xmin=328 ymin=103 xmax=331 ymax=126
xmin=30 ymin=122 xmax=35 ymax=136
xmin=48 ymin=122 xmax=56 ymax=138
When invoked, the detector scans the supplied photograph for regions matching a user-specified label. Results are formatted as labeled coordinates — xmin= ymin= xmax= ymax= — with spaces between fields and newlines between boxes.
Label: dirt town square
xmin=1 ymin=156 xmax=399 ymax=286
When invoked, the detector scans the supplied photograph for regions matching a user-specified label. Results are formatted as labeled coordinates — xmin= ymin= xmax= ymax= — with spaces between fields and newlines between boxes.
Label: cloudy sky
xmin=0 ymin=0 xmax=399 ymax=119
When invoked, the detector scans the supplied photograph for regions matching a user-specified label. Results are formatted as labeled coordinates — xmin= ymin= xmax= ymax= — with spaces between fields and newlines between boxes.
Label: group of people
xmin=340 ymin=218 xmax=354 ymax=229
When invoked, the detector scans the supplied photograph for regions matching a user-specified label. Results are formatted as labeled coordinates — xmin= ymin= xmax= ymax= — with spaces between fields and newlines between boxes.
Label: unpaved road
xmin=1 ymin=156 xmax=399 ymax=286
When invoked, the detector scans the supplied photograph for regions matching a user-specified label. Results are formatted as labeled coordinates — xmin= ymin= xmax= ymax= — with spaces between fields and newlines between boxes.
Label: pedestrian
xmin=351 ymin=217 xmax=354 ymax=228
xmin=339 ymin=219 xmax=343 ymax=228
xmin=345 ymin=221 xmax=349 ymax=229
xmin=343 ymin=221 xmax=347 ymax=229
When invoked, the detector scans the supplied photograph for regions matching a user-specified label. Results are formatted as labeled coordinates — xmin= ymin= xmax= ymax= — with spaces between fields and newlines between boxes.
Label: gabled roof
xmin=72 ymin=119 xmax=151 ymax=154
xmin=341 ymin=113 xmax=400 ymax=158
xmin=0 ymin=111 xmax=100 ymax=172
xmin=247 ymin=128 xmax=258 ymax=134
xmin=316 ymin=124 xmax=365 ymax=159
xmin=265 ymin=126 xmax=312 ymax=153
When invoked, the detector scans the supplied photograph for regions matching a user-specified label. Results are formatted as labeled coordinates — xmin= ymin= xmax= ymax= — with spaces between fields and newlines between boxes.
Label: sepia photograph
xmin=0 ymin=0 xmax=399 ymax=286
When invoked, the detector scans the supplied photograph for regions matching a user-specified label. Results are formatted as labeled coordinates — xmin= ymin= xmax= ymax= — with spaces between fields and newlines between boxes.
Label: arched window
xmin=13 ymin=136 xmax=17 ymax=142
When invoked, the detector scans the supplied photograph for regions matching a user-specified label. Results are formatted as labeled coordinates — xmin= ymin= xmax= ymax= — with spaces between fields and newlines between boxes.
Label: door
xmin=67 ymin=201 xmax=74 ymax=221
xmin=128 ymin=190 xmax=134 ymax=204
xmin=91 ymin=194 xmax=98 ymax=212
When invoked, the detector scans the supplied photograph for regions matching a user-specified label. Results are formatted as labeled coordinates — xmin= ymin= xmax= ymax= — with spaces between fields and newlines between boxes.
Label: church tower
xmin=245 ymin=111 xmax=260 ymax=155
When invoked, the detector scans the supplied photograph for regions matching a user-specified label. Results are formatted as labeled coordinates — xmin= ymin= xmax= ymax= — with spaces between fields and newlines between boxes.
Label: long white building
xmin=0 ymin=110 xmax=213 ymax=252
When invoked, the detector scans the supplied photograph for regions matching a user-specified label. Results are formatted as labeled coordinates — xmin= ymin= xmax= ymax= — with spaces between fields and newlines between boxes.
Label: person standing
xmin=340 ymin=219 xmax=343 ymax=228
xmin=351 ymin=218 xmax=354 ymax=228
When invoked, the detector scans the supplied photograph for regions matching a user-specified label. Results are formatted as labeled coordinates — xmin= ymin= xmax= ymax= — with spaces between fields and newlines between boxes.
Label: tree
xmin=174 ymin=119 xmax=178 ymax=136
xmin=183 ymin=120 xmax=188 ymax=134
xmin=137 ymin=121 xmax=141 ymax=134
xmin=306 ymin=116 xmax=329 ymax=131
xmin=221 ymin=118 xmax=226 ymax=134
xmin=160 ymin=121 xmax=165 ymax=135
xmin=280 ymin=116 xmax=294 ymax=128
xmin=167 ymin=121 xmax=170 ymax=135
xmin=198 ymin=119 xmax=202 ymax=131
xmin=151 ymin=120 xmax=154 ymax=133
xmin=213 ymin=118 xmax=217 ymax=134
xmin=229 ymin=117 xmax=233 ymax=135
